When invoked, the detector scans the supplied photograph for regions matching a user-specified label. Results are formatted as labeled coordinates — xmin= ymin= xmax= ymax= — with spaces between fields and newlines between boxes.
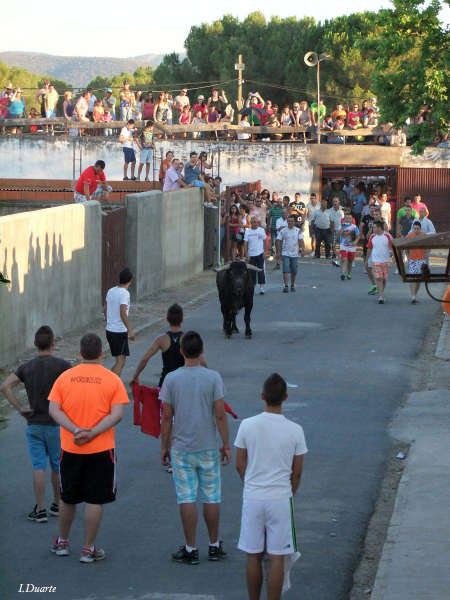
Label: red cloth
xmin=75 ymin=166 xmax=106 ymax=196
xmin=224 ymin=402 xmax=238 ymax=419
xmin=132 ymin=385 xmax=161 ymax=438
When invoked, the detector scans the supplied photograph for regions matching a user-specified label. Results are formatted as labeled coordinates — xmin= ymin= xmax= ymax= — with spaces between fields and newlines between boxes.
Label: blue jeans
xmin=282 ymin=255 xmax=298 ymax=274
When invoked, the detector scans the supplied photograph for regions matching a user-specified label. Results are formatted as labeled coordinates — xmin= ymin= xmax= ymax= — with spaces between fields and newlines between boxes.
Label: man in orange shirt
xmin=48 ymin=333 xmax=129 ymax=563
xmin=406 ymin=221 xmax=428 ymax=304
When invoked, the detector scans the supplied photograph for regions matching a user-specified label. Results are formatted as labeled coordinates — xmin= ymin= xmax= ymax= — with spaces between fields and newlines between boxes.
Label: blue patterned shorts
xmin=171 ymin=449 xmax=221 ymax=504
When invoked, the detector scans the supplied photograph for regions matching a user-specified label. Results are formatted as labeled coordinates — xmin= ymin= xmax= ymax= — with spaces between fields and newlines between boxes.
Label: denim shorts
xmin=74 ymin=184 xmax=112 ymax=203
xmin=171 ymin=449 xmax=221 ymax=504
xmin=45 ymin=110 xmax=56 ymax=118
xmin=123 ymin=147 xmax=136 ymax=163
xmin=140 ymin=148 xmax=153 ymax=164
xmin=282 ymin=255 xmax=298 ymax=274
xmin=192 ymin=180 xmax=205 ymax=188
xmin=26 ymin=425 xmax=60 ymax=471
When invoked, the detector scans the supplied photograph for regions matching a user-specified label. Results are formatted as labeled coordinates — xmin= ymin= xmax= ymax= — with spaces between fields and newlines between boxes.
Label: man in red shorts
xmin=365 ymin=221 xmax=393 ymax=304
xmin=338 ymin=213 xmax=360 ymax=280
xmin=48 ymin=333 xmax=129 ymax=563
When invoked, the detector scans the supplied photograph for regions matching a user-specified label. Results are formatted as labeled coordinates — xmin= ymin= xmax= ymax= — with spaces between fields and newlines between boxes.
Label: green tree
xmin=359 ymin=0 xmax=450 ymax=154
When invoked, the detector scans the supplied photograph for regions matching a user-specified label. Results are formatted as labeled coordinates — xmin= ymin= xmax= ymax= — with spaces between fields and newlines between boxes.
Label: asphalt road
xmin=0 ymin=256 xmax=439 ymax=600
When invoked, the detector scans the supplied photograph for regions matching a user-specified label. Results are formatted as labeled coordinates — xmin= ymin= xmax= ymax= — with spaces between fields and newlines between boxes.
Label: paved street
xmin=0 ymin=256 xmax=441 ymax=600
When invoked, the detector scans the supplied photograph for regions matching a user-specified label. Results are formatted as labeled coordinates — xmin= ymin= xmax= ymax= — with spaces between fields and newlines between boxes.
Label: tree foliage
xmin=359 ymin=0 xmax=450 ymax=154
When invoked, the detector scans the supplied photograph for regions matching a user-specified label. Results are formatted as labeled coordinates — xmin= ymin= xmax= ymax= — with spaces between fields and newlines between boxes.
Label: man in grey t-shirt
xmin=160 ymin=331 xmax=230 ymax=565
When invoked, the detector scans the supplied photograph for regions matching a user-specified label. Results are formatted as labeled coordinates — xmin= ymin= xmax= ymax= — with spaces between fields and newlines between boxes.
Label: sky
xmin=1 ymin=1 xmax=449 ymax=57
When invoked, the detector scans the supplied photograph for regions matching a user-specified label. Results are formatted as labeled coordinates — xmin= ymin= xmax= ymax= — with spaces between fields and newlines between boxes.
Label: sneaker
xmin=51 ymin=536 xmax=69 ymax=556
xmin=49 ymin=503 xmax=59 ymax=517
xmin=378 ymin=298 xmax=385 ymax=304
xmin=372 ymin=287 xmax=379 ymax=295
xmin=28 ymin=505 xmax=48 ymax=523
xmin=130 ymin=176 xmax=137 ymax=181
xmin=208 ymin=541 xmax=227 ymax=561
xmin=346 ymin=274 xmax=352 ymax=280
xmin=341 ymin=274 xmax=345 ymax=281
xmin=290 ymin=285 xmax=296 ymax=292
xmin=273 ymin=264 xmax=280 ymax=271
xmin=394 ymin=269 xmax=399 ymax=275
xmin=283 ymin=286 xmax=289 ymax=293
xmin=267 ymin=255 xmax=274 ymax=262
xmin=0 ymin=272 xmax=11 ymax=285
xmin=363 ymin=268 xmax=367 ymax=274
xmin=332 ymin=260 xmax=339 ymax=268
xmin=165 ymin=464 xmax=173 ymax=473
xmin=411 ymin=298 xmax=418 ymax=304
xmin=144 ymin=177 xmax=150 ymax=181
xmin=309 ymin=252 xmax=315 ymax=257
xmin=136 ymin=177 xmax=140 ymax=181
xmin=368 ymin=286 xmax=377 ymax=295
xmin=123 ymin=176 xmax=129 ymax=181
xmin=259 ymin=289 xmax=265 ymax=295
xmin=80 ymin=546 xmax=106 ymax=563
xmin=171 ymin=546 xmax=200 ymax=565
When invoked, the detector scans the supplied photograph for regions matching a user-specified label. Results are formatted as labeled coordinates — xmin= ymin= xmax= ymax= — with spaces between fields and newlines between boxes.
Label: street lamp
xmin=304 ymin=52 xmax=330 ymax=145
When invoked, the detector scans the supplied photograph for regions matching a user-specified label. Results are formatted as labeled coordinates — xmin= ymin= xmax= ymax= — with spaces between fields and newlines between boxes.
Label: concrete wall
xmin=125 ymin=188 xmax=204 ymax=301
xmin=0 ymin=202 xmax=102 ymax=367
xmin=1 ymin=136 xmax=449 ymax=198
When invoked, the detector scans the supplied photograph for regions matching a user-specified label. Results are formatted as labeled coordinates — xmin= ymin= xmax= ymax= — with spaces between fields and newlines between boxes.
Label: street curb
xmin=101 ymin=288 xmax=217 ymax=356
xmin=435 ymin=315 xmax=450 ymax=360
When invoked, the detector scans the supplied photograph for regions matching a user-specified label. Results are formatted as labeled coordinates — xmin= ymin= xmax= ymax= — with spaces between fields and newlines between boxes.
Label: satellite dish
xmin=304 ymin=52 xmax=319 ymax=67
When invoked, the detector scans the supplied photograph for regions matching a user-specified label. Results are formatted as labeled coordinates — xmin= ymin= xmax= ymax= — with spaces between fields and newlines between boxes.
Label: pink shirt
xmin=411 ymin=202 xmax=428 ymax=215
xmin=163 ymin=166 xmax=182 ymax=191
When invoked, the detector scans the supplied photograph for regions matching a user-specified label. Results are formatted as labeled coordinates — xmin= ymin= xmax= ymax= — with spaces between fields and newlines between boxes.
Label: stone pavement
xmin=371 ymin=314 xmax=450 ymax=600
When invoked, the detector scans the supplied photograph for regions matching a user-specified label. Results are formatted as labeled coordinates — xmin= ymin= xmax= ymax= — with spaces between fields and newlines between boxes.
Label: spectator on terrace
xmin=28 ymin=107 xmax=39 ymax=134
xmin=102 ymin=109 xmax=114 ymax=136
xmin=191 ymin=95 xmax=207 ymax=120
xmin=331 ymin=103 xmax=346 ymax=121
xmin=347 ymin=102 xmax=363 ymax=128
xmin=390 ymin=128 xmax=407 ymax=147
xmin=133 ymin=91 xmax=143 ymax=121
xmin=119 ymin=80 xmax=135 ymax=122
xmin=370 ymin=97 xmax=380 ymax=116
xmin=199 ymin=151 xmax=213 ymax=172
xmin=163 ymin=158 xmax=194 ymax=192
xmin=361 ymin=99 xmax=370 ymax=118
xmin=206 ymin=103 xmax=219 ymax=139
xmin=63 ymin=91 xmax=74 ymax=122
xmin=103 ymin=88 xmax=117 ymax=119
xmin=327 ymin=115 xmax=345 ymax=144
xmin=261 ymin=99 xmax=274 ymax=125
xmin=364 ymin=108 xmax=378 ymax=128
xmin=119 ymin=119 xmax=137 ymax=181
xmin=142 ymin=92 xmax=155 ymax=121
xmin=165 ymin=92 xmax=174 ymax=126
xmin=35 ymin=79 xmax=50 ymax=132
xmin=173 ymin=88 xmax=190 ymax=125
xmin=8 ymin=88 xmax=26 ymax=134
xmin=44 ymin=84 xmax=59 ymax=136
xmin=207 ymin=88 xmax=228 ymax=118
xmin=153 ymin=92 xmax=169 ymax=137
xmin=74 ymin=90 xmax=91 ymax=136
xmin=86 ymin=87 xmax=96 ymax=121
xmin=192 ymin=109 xmax=205 ymax=139
xmin=158 ymin=150 xmax=174 ymax=183
xmin=93 ymin=100 xmax=104 ymax=136
xmin=311 ymin=98 xmax=326 ymax=128
xmin=291 ymin=102 xmax=301 ymax=126
xmin=280 ymin=105 xmax=294 ymax=138
xmin=266 ymin=113 xmax=282 ymax=141
xmin=179 ymin=105 xmax=192 ymax=137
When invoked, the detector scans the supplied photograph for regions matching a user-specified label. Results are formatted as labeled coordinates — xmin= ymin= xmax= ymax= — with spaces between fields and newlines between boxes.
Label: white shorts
xmin=238 ymin=498 xmax=298 ymax=555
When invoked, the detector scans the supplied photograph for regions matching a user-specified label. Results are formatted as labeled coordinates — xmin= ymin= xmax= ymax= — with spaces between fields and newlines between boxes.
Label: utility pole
xmin=235 ymin=55 xmax=245 ymax=110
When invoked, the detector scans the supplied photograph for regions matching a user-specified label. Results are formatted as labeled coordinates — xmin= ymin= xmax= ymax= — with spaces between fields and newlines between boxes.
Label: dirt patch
xmin=0 ymin=269 xmax=217 ymax=430
xmin=349 ymin=304 xmax=447 ymax=599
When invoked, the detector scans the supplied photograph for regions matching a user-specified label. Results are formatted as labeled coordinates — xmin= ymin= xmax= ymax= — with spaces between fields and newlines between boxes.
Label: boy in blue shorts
xmin=137 ymin=120 xmax=155 ymax=181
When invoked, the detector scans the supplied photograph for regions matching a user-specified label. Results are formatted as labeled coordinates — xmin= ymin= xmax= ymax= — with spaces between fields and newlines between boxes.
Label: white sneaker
xmin=267 ymin=255 xmax=274 ymax=262
xmin=310 ymin=252 xmax=315 ymax=257
xmin=203 ymin=202 xmax=218 ymax=209
xmin=394 ymin=269 xmax=398 ymax=275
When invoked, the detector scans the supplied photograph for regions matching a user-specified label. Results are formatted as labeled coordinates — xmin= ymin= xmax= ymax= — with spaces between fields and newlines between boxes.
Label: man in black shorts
xmin=104 ymin=268 xmax=135 ymax=377
xmin=48 ymin=333 xmax=129 ymax=562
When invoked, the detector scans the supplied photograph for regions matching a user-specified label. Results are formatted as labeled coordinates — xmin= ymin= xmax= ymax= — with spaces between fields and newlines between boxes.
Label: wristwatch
xmin=73 ymin=427 xmax=80 ymax=435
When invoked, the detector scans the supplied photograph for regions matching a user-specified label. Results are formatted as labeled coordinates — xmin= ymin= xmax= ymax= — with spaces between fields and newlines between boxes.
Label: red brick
xmin=21 ymin=191 xmax=37 ymax=201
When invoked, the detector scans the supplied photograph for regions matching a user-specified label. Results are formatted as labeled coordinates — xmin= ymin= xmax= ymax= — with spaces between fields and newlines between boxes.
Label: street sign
xmin=235 ymin=63 xmax=245 ymax=70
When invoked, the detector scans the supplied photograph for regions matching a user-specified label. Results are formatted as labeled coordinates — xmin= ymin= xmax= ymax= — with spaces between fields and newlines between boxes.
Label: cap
xmin=104 ymin=88 xmax=112 ymax=93
xmin=197 ymin=95 xmax=205 ymax=100
xmin=368 ymin=108 xmax=375 ymax=113
xmin=371 ymin=97 xmax=377 ymax=102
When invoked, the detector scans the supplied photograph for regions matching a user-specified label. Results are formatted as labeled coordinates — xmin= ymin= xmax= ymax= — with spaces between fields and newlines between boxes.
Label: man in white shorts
xmin=235 ymin=373 xmax=307 ymax=600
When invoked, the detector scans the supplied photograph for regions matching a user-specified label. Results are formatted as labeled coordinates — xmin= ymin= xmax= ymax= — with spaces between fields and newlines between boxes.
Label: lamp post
xmin=304 ymin=52 xmax=330 ymax=145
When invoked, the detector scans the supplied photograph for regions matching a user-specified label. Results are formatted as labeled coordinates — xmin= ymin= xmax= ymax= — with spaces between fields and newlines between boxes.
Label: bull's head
xmin=214 ymin=261 xmax=262 ymax=293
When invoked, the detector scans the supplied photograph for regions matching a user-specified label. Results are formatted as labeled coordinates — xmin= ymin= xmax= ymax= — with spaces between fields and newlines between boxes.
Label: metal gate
xmin=397 ymin=168 xmax=450 ymax=232
xmin=102 ymin=206 xmax=127 ymax=303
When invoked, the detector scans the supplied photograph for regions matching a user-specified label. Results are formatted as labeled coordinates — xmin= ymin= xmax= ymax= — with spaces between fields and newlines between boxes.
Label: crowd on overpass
xmin=2 ymin=79 xmax=449 ymax=146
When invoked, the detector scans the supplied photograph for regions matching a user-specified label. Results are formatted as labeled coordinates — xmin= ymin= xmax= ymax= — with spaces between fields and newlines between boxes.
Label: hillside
xmin=0 ymin=51 xmax=182 ymax=87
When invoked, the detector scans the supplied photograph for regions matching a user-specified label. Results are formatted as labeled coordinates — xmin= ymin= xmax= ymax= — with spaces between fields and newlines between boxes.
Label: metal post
xmin=238 ymin=55 xmax=243 ymax=111
xmin=317 ymin=61 xmax=321 ymax=145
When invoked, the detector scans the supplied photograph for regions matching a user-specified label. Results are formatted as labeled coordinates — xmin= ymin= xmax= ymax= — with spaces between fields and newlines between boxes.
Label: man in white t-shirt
xmin=329 ymin=197 xmax=345 ymax=265
xmin=365 ymin=221 xmax=393 ymax=304
xmin=274 ymin=208 xmax=289 ymax=270
xmin=104 ymin=267 xmax=135 ymax=376
xmin=118 ymin=119 xmax=137 ymax=181
xmin=305 ymin=193 xmax=319 ymax=256
xmin=235 ymin=373 xmax=307 ymax=600
xmin=244 ymin=218 xmax=267 ymax=295
xmin=338 ymin=213 xmax=360 ymax=281
xmin=277 ymin=216 xmax=305 ymax=293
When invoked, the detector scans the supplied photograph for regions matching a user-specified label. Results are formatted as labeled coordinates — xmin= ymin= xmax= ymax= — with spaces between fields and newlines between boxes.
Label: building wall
xmin=125 ymin=188 xmax=204 ymax=301
xmin=1 ymin=136 xmax=448 ymax=198
xmin=0 ymin=202 xmax=102 ymax=367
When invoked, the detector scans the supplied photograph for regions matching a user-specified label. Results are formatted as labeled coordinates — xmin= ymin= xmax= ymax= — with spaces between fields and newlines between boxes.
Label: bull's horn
xmin=247 ymin=265 xmax=263 ymax=273
xmin=213 ymin=264 xmax=231 ymax=272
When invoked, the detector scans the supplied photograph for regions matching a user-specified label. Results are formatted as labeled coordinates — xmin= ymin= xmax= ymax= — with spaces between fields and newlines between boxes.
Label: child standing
xmin=28 ymin=107 xmax=39 ymax=134
xmin=179 ymin=104 xmax=191 ymax=138
xmin=102 ymin=109 xmax=114 ymax=136
xmin=192 ymin=109 xmax=204 ymax=139
xmin=136 ymin=120 xmax=155 ymax=181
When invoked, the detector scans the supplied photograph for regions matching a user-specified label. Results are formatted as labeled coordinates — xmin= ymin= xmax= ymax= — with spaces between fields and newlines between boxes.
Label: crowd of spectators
xmin=1 ymin=80 xmax=449 ymax=146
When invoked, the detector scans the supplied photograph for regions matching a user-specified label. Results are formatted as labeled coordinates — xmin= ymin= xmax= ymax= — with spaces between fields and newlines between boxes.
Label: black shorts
xmin=106 ymin=330 xmax=129 ymax=357
xmin=60 ymin=449 xmax=116 ymax=505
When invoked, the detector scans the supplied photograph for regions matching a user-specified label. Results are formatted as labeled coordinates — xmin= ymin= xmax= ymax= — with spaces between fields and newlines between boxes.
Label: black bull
xmin=214 ymin=261 xmax=263 ymax=339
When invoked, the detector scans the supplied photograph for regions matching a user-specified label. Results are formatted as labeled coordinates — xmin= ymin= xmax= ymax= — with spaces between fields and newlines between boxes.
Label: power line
xmin=244 ymin=79 xmax=372 ymax=101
